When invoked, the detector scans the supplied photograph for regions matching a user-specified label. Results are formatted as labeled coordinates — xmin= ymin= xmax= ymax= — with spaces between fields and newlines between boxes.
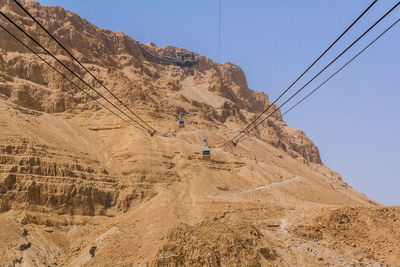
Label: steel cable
xmin=0 ymin=11 xmax=154 ymax=134
xmin=233 ymin=1 xmax=400 ymax=145
xmin=220 ymin=0 xmax=378 ymax=147
xmin=0 ymin=23 xmax=147 ymax=132
xmin=12 ymin=0 xmax=157 ymax=134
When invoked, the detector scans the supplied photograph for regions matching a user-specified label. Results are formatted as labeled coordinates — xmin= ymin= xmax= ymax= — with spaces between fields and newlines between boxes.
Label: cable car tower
xmin=202 ymin=138 xmax=211 ymax=160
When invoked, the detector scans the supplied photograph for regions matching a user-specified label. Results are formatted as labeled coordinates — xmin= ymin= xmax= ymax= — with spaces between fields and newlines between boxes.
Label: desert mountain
xmin=0 ymin=0 xmax=399 ymax=266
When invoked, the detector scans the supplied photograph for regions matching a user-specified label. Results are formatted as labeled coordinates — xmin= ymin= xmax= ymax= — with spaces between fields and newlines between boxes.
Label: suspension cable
xmin=219 ymin=0 xmax=221 ymax=63
xmin=0 ymin=23 xmax=147 ymax=132
xmin=11 ymin=0 xmax=157 ymax=134
xmin=232 ymin=1 xmax=400 ymax=144
xmin=240 ymin=16 xmax=400 ymax=143
xmin=0 ymin=10 xmax=154 ymax=134
xmin=220 ymin=0 xmax=378 ymax=147
xmin=281 ymin=17 xmax=400 ymax=121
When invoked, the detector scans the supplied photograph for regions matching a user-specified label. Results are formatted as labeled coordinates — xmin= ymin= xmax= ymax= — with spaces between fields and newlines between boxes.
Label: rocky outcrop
xmin=0 ymin=0 xmax=323 ymax=168
xmin=0 ymin=0 xmax=321 ymax=164
xmin=265 ymin=118 xmax=322 ymax=164
xmin=152 ymin=220 xmax=276 ymax=266
xmin=0 ymin=0 xmax=278 ymax=118
xmin=0 ymin=0 xmax=145 ymax=66
xmin=291 ymin=207 xmax=400 ymax=266
xmin=0 ymin=138 xmax=155 ymax=216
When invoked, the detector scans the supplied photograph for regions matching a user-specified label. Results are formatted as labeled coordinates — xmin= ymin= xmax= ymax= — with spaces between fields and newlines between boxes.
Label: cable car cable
xmin=231 ymin=1 xmax=400 ymax=145
xmin=282 ymin=16 xmax=400 ymax=121
xmin=0 ymin=23 xmax=147 ymax=133
xmin=218 ymin=0 xmax=221 ymax=63
xmin=0 ymin=11 xmax=153 ymax=134
xmin=219 ymin=0 xmax=378 ymax=147
xmin=240 ymin=16 xmax=400 ymax=143
xmin=11 ymin=0 xmax=157 ymax=135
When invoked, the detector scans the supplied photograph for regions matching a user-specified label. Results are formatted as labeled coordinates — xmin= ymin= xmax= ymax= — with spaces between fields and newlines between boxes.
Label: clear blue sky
xmin=37 ymin=0 xmax=400 ymax=205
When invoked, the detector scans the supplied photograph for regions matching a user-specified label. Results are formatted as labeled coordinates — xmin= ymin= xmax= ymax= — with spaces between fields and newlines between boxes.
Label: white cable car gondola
xmin=202 ymin=138 xmax=211 ymax=160
xmin=177 ymin=112 xmax=185 ymax=128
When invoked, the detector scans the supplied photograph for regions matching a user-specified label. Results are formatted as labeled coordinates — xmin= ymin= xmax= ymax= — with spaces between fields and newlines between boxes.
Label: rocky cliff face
xmin=0 ymin=0 xmax=321 ymax=164
xmin=0 ymin=1 xmax=392 ymax=266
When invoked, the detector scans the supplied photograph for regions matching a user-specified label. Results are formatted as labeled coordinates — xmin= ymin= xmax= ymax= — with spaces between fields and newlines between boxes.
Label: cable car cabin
xmin=177 ymin=112 xmax=185 ymax=128
xmin=202 ymin=138 xmax=211 ymax=160
xmin=202 ymin=148 xmax=211 ymax=160
xmin=178 ymin=119 xmax=185 ymax=128
xmin=137 ymin=42 xmax=198 ymax=68
xmin=175 ymin=52 xmax=199 ymax=67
